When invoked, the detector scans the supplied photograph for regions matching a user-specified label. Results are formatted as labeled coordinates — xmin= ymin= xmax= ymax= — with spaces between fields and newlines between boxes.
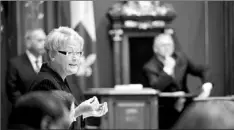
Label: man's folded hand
xmin=195 ymin=82 xmax=213 ymax=100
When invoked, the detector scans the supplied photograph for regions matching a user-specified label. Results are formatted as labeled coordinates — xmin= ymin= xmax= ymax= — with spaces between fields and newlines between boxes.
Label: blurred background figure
xmin=6 ymin=28 xmax=46 ymax=105
xmin=143 ymin=29 xmax=213 ymax=97
xmin=173 ymin=99 xmax=234 ymax=129
xmin=8 ymin=91 xmax=73 ymax=130
xmin=143 ymin=29 xmax=213 ymax=129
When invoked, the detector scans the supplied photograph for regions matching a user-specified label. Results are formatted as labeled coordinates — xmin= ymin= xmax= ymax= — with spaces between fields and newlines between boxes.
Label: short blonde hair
xmin=45 ymin=26 xmax=84 ymax=60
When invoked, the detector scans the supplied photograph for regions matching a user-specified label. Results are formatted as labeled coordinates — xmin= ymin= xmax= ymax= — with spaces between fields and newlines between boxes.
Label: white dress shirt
xmin=26 ymin=50 xmax=42 ymax=73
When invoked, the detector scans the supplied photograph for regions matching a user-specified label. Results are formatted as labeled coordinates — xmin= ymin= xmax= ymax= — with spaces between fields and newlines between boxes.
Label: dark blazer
xmin=144 ymin=52 xmax=212 ymax=129
xmin=6 ymin=53 xmax=37 ymax=104
xmin=143 ymin=52 xmax=211 ymax=93
xmin=28 ymin=63 xmax=84 ymax=129
xmin=28 ymin=63 xmax=84 ymax=103
xmin=28 ymin=63 xmax=72 ymax=93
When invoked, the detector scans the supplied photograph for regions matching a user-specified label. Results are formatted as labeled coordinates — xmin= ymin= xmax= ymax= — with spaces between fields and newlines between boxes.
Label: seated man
xmin=173 ymin=99 xmax=234 ymax=129
xmin=8 ymin=91 xmax=73 ymax=129
xmin=143 ymin=29 xmax=213 ymax=129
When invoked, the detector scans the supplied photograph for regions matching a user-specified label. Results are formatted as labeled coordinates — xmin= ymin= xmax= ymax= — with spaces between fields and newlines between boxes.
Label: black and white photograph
xmin=1 ymin=1 xmax=234 ymax=130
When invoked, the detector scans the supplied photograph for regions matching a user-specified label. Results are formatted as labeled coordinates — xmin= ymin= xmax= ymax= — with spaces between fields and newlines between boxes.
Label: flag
xmin=70 ymin=1 xmax=99 ymax=91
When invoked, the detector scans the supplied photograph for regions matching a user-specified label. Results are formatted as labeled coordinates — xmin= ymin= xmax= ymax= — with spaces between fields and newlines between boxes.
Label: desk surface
xmin=194 ymin=96 xmax=234 ymax=101
xmin=159 ymin=92 xmax=197 ymax=98
xmin=84 ymin=88 xmax=159 ymax=96
xmin=84 ymin=88 xmax=198 ymax=97
xmin=84 ymin=88 xmax=198 ymax=98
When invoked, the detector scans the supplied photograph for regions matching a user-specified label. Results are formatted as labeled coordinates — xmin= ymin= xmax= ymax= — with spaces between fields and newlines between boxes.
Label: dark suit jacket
xmin=28 ymin=63 xmax=84 ymax=103
xmin=143 ymin=51 xmax=211 ymax=129
xmin=143 ymin=52 xmax=211 ymax=93
xmin=6 ymin=53 xmax=37 ymax=104
xmin=28 ymin=63 xmax=72 ymax=93
xmin=28 ymin=63 xmax=83 ymax=129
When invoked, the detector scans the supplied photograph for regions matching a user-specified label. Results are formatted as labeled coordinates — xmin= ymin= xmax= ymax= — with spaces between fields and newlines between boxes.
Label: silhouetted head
xmin=173 ymin=99 xmax=234 ymax=129
xmin=51 ymin=90 xmax=77 ymax=122
xmin=8 ymin=91 xmax=72 ymax=129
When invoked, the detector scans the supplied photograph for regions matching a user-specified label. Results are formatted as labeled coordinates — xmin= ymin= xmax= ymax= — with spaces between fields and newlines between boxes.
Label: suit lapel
xmin=22 ymin=53 xmax=37 ymax=74
xmin=148 ymin=56 xmax=164 ymax=73
xmin=173 ymin=52 xmax=187 ymax=89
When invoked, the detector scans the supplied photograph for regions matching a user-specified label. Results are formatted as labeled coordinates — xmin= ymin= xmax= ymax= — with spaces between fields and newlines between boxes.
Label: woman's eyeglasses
xmin=58 ymin=51 xmax=83 ymax=57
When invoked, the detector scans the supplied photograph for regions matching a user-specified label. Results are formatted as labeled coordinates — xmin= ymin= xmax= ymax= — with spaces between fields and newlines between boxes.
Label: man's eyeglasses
xmin=58 ymin=51 xmax=83 ymax=57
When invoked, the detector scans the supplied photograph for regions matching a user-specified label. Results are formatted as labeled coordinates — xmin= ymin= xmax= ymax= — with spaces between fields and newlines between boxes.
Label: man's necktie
xmin=35 ymin=60 xmax=40 ymax=73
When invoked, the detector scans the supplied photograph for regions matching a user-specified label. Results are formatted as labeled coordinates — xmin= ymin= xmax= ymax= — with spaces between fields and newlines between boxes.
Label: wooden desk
xmin=157 ymin=92 xmax=197 ymax=129
xmin=84 ymin=88 xmax=159 ymax=129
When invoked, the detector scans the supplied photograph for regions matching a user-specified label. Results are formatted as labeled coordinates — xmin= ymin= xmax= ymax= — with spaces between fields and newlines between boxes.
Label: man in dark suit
xmin=6 ymin=28 xmax=46 ymax=104
xmin=143 ymin=29 xmax=213 ymax=129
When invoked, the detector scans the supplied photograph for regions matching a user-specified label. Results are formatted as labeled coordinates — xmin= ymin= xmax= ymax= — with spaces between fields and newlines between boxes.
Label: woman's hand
xmin=74 ymin=96 xmax=108 ymax=118
xmin=83 ymin=102 xmax=108 ymax=118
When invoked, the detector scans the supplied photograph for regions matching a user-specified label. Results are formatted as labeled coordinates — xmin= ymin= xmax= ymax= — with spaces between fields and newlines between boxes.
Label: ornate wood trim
xmin=109 ymin=29 xmax=123 ymax=84
xmin=107 ymin=1 xmax=176 ymax=85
